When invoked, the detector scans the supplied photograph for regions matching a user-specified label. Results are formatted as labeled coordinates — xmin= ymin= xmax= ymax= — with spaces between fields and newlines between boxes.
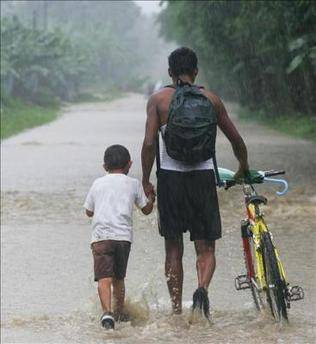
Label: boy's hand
xmin=85 ymin=209 xmax=94 ymax=217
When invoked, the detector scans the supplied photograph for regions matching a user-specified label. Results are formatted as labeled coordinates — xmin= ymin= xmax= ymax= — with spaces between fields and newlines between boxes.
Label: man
xmin=141 ymin=47 xmax=248 ymax=316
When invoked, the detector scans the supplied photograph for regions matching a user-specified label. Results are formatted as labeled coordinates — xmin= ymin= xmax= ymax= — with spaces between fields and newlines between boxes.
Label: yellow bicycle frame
xmin=247 ymin=203 xmax=287 ymax=290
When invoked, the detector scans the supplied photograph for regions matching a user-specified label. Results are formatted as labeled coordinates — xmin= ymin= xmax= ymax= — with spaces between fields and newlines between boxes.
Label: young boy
xmin=84 ymin=144 xmax=154 ymax=330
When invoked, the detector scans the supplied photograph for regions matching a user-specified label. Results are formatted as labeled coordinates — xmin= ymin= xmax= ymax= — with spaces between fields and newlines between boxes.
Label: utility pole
xmin=43 ymin=1 xmax=48 ymax=31
xmin=32 ymin=10 xmax=37 ymax=31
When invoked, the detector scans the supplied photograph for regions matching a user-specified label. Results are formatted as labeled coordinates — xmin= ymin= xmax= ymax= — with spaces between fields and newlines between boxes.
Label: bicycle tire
xmin=247 ymin=238 xmax=265 ymax=311
xmin=250 ymin=278 xmax=265 ymax=311
xmin=262 ymin=232 xmax=288 ymax=321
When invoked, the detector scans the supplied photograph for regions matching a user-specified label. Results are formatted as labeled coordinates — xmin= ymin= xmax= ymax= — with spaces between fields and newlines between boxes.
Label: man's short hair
xmin=168 ymin=47 xmax=198 ymax=77
xmin=104 ymin=144 xmax=130 ymax=170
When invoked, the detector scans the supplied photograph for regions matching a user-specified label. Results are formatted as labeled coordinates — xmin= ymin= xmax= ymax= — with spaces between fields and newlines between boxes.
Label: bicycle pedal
xmin=287 ymin=286 xmax=304 ymax=302
xmin=235 ymin=274 xmax=251 ymax=290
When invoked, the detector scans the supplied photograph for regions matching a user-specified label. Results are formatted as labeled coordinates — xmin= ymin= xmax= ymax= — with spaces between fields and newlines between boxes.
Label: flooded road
xmin=1 ymin=94 xmax=316 ymax=343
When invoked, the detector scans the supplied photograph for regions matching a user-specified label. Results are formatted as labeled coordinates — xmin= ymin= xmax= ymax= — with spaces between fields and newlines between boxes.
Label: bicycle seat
xmin=246 ymin=195 xmax=267 ymax=206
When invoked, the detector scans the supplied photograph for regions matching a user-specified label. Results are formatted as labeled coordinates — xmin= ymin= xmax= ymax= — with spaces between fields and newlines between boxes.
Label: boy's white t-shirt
xmin=84 ymin=174 xmax=148 ymax=243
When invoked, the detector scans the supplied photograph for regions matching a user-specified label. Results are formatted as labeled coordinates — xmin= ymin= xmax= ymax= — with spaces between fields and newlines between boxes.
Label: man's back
xmin=152 ymin=85 xmax=222 ymax=126
xmin=141 ymin=47 xmax=249 ymax=317
xmin=150 ymin=84 xmax=249 ymax=158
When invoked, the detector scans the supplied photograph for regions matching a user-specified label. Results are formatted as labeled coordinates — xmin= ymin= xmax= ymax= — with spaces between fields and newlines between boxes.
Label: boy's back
xmin=84 ymin=174 xmax=148 ymax=243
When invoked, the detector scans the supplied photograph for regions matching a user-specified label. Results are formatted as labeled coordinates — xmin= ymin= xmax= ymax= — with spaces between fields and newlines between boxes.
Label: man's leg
xmin=112 ymin=278 xmax=125 ymax=315
xmin=98 ymin=277 xmax=113 ymax=313
xmin=165 ymin=238 xmax=184 ymax=314
xmin=194 ymin=240 xmax=216 ymax=289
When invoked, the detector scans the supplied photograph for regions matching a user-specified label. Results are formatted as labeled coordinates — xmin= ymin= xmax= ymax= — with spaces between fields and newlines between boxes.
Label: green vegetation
xmin=1 ymin=16 xmax=88 ymax=105
xmin=159 ymin=1 xmax=316 ymax=134
xmin=238 ymin=108 xmax=316 ymax=142
xmin=1 ymin=1 xmax=143 ymax=105
xmin=1 ymin=0 xmax=168 ymax=102
xmin=1 ymin=99 xmax=59 ymax=139
xmin=1 ymin=1 xmax=170 ymax=139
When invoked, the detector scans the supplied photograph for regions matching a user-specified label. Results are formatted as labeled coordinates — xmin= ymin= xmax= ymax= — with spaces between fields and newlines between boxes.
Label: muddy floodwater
xmin=1 ymin=94 xmax=316 ymax=343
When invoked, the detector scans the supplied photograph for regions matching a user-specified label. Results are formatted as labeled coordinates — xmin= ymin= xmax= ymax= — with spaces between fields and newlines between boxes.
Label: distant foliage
xmin=1 ymin=16 xmax=88 ymax=105
xmin=1 ymin=0 xmax=161 ymax=106
xmin=159 ymin=1 xmax=316 ymax=115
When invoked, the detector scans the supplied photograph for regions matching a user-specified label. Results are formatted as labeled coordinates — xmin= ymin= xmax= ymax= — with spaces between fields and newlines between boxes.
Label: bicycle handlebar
xmin=263 ymin=170 xmax=285 ymax=177
xmin=220 ymin=169 xmax=288 ymax=196
xmin=263 ymin=177 xmax=288 ymax=196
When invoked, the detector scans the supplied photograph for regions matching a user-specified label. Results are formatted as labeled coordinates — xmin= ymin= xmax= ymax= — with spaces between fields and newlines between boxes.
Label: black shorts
xmin=91 ymin=240 xmax=131 ymax=281
xmin=157 ymin=169 xmax=222 ymax=241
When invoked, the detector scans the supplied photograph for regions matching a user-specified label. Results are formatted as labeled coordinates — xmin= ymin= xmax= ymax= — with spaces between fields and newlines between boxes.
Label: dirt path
xmin=1 ymin=94 xmax=315 ymax=343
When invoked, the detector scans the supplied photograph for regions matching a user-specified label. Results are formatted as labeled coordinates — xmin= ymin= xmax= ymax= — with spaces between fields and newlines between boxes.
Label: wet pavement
xmin=1 ymin=94 xmax=316 ymax=343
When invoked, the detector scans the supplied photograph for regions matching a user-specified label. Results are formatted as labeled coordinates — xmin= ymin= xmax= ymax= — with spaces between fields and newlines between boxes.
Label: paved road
xmin=1 ymin=94 xmax=315 ymax=343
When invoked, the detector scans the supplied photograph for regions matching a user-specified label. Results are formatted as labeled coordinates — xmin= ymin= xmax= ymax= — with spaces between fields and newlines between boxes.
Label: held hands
xmin=143 ymin=181 xmax=156 ymax=203
xmin=148 ymin=192 xmax=156 ymax=204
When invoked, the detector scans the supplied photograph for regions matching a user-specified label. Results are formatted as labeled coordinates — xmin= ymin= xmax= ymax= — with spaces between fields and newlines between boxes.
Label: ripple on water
xmin=1 ymin=300 xmax=315 ymax=344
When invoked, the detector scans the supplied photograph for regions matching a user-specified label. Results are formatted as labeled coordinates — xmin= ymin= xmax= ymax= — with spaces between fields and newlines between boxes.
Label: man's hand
xmin=234 ymin=165 xmax=249 ymax=181
xmin=141 ymin=189 xmax=155 ymax=215
xmin=142 ymin=181 xmax=155 ymax=198
xmin=148 ymin=191 xmax=156 ymax=203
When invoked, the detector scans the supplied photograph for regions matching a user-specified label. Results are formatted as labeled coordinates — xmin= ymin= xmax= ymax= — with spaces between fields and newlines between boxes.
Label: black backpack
xmin=164 ymin=81 xmax=217 ymax=164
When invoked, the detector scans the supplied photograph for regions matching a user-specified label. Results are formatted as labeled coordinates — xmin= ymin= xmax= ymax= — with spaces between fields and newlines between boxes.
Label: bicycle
xmin=218 ymin=168 xmax=304 ymax=322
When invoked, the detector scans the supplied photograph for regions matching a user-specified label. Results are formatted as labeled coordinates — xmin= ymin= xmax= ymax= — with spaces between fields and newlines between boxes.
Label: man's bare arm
xmin=208 ymin=93 xmax=249 ymax=175
xmin=141 ymin=95 xmax=160 ymax=195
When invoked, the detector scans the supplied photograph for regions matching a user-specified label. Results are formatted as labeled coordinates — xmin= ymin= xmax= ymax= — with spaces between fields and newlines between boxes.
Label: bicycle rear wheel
xmin=262 ymin=232 xmax=288 ymax=321
xmin=241 ymin=220 xmax=265 ymax=311
xmin=249 ymin=238 xmax=265 ymax=311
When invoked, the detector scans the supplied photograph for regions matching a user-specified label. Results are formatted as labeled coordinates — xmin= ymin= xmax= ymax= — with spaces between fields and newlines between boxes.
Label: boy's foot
xmin=100 ymin=312 xmax=115 ymax=330
xmin=192 ymin=287 xmax=210 ymax=319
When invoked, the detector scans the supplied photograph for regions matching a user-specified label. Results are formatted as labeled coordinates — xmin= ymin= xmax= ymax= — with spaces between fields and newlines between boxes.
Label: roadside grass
xmin=238 ymin=107 xmax=316 ymax=143
xmin=1 ymin=98 xmax=60 ymax=140
xmin=1 ymin=89 xmax=124 ymax=140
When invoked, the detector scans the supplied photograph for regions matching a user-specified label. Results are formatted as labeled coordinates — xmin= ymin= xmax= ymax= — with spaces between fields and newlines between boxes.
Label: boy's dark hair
xmin=103 ymin=144 xmax=131 ymax=170
xmin=168 ymin=47 xmax=198 ymax=78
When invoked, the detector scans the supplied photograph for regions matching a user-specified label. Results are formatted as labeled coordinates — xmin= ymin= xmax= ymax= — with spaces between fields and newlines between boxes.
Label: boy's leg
xmin=112 ymin=241 xmax=131 ymax=320
xmin=98 ymin=277 xmax=113 ymax=313
xmin=112 ymin=278 xmax=125 ymax=314
xmin=92 ymin=241 xmax=116 ymax=313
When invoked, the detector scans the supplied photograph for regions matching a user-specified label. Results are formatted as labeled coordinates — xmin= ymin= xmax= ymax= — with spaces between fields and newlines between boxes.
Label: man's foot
xmin=192 ymin=287 xmax=210 ymax=319
xmin=100 ymin=312 xmax=115 ymax=330
xmin=113 ymin=311 xmax=130 ymax=322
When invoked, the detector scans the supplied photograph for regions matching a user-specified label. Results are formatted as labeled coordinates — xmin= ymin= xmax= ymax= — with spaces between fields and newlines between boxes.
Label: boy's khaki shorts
xmin=91 ymin=240 xmax=131 ymax=281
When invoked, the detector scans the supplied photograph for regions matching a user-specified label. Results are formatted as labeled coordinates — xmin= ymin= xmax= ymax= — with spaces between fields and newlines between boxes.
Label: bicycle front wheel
xmin=262 ymin=232 xmax=288 ymax=322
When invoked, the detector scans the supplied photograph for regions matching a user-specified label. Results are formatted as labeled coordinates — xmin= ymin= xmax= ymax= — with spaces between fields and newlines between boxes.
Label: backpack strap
xmin=164 ymin=83 xmax=204 ymax=89
xmin=176 ymin=78 xmax=191 ymax=87
xmin=212 ymin=154 xmax=223 ymax=187
xmin=156 ymin=133 xmax=161 ymax=173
